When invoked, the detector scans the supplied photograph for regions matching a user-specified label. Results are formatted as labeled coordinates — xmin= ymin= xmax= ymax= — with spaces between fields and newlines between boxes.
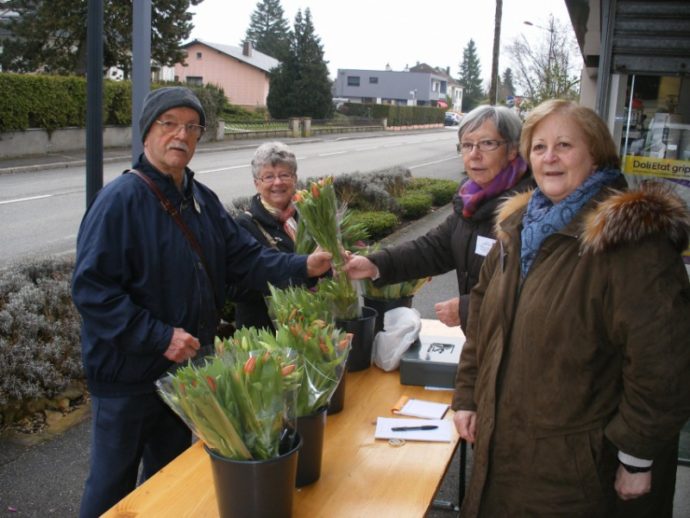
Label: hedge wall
xmin=340 ymin=102 xmax=444 ymax=126
xmin=0 ymin=73 xmax=224 ymax=133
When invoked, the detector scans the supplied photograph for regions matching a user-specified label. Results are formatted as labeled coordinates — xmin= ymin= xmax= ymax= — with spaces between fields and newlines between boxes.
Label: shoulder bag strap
xmin=128 ymin=169 xmax=214 ymax=284
xmin=244 ymin=211 xmax=280 ymax=249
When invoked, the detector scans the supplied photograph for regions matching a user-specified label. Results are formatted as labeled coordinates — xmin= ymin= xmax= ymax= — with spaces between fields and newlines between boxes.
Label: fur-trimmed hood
xmin=495 ymin=181 xmax=690 ymax=254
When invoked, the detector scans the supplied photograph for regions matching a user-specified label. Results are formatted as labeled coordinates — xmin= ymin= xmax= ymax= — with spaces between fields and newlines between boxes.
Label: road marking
xmin=0 ymin=194 xmax=52 ymax=205
xmin=409 ymin=156 xmax=457 ymax=169
xmin=197 ymin=165 xmax=248 ymax=174
xmin=318 ymin=151 xmax=347 ymax=157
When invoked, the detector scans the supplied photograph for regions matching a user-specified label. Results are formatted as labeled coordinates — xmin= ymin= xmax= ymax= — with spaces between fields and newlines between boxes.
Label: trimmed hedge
xmin=0 ymin=73 xmax=225 ymax=133
xmin=339 ymin=102 xmax=444 ymax=126
xmin=347 ymin=210 xmax=399 ymax=241
xmin=397 ymin=192 xmax=433 ymax=219
xmin=408 ymin=178 xmax=459 ymax=205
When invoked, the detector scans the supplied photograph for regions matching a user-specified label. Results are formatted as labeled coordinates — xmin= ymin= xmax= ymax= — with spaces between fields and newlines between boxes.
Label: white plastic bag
xmin=373 ymin=307 xmax=422 ymax=371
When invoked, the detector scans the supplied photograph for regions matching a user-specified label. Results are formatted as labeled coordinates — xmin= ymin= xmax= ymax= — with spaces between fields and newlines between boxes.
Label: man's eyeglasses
xmin=459 ymin=139 xmax=506 ymax=154
xmin=155 ymin=120 xmax=206 ymax=137
xmin=258 ymin=173 xmax=296 ymax=183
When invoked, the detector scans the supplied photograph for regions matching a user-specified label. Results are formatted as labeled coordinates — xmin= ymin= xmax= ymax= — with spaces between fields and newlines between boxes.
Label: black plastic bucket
xmin=205 ymin=433 xmax=301 ymax=518
xmin=336 ymin=306 xmax=378 ymax=372
xmin=296 ymin=408 xmax=327 ymax=487
xmin=362 ymin=296 xmax=414 ymax=335
xmin=327 ymin=371 xmax=346 ymax=415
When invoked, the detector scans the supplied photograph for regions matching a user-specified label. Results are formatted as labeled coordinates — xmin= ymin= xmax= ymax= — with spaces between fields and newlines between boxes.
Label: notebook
xmin=391 ymin=395 xmax=450 ymax=419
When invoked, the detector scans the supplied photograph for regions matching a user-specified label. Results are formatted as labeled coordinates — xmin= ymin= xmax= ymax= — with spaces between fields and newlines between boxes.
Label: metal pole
xmin=131 ymin=0 xmax=152 ymax=164
xmin=85 ymin=0 xmax=103 ymax=206
xmin=596 ymin=0 xmax=616 ymax=118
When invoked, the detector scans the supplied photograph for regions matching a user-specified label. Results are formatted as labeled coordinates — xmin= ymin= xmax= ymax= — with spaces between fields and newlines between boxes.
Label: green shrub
xmin=0 ymin=74 xmax=225 ymax=133
xmin=0 ymin=257 xmax=82 ymax=414
xmin=397 ymin=192 xmax=433 ymax=219
xmin=347 ymin=211 xmax=399 ymax=241
xmin=425 ymin=180 xmax=459 ymax=205
xmin=407 ymin=178 xmax=459 ymax=206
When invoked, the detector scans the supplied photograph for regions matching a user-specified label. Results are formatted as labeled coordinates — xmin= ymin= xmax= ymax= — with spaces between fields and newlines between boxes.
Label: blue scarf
xmin=520 ymin=168 xmax=621 ymax=276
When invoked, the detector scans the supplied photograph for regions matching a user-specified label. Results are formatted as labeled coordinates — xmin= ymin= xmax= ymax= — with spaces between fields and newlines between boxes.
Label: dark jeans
xmin=79 ymin=393 xmax=191 ymax=518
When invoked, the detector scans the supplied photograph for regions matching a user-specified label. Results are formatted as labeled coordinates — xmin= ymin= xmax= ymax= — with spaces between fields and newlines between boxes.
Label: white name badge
xmin=475 ymin=235 xmax=496 ymax=257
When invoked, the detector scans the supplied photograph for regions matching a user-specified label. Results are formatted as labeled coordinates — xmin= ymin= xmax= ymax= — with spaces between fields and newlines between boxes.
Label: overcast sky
xmin=189 ymin=0 xmax=580 ymax=85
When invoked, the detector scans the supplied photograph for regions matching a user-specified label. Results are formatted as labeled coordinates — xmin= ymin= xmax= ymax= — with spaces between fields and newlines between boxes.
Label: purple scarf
xmin=459 ymin=156 xmax=528 ymax=217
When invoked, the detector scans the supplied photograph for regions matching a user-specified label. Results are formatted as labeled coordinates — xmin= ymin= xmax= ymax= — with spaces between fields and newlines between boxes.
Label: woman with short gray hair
xmin=230 ymin=141 xmax=301 ymax=329
xmin=345 ymin=104 xmax=534 ymax=332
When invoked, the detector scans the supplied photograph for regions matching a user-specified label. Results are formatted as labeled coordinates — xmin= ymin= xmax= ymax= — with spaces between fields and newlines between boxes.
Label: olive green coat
xmin=453 ymin=180 xmax=690 ymax=517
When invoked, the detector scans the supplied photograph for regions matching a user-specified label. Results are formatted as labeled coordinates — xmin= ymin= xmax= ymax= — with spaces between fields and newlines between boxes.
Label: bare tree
xmin=488 ymin=0 xmax=502 ymax=106
xmin=506 ymin=15 xmax=581 ymax=107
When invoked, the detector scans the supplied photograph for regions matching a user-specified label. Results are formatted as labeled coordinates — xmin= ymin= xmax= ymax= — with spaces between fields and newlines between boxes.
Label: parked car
xmin=444 ymin=112 xmax=461 ymax=126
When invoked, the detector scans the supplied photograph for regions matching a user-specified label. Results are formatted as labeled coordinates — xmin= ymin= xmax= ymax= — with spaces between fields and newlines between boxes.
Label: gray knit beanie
xmin=139 ymin=86 xmax=206 ymax=142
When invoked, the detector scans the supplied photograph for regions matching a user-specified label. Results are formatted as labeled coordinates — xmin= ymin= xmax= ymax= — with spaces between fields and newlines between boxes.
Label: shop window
xmin=618 ymin=74 xmax=690 ymax=265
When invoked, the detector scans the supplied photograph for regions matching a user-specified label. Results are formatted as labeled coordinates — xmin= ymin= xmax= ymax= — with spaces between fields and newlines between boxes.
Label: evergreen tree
xmin=0 ymin=0 xmax=203 ymax=76
xmin=267 ymin=8 xmax=332 ymax=119
xmin=243 ymin=0 xmax=291 ymax=61
xmin=458 ymin=39 xmax=484 ymax=112
xmin=502 ymin=68 xmax=515 ymax=98
xmin=292 ymin=9 xmax=332 ymax=119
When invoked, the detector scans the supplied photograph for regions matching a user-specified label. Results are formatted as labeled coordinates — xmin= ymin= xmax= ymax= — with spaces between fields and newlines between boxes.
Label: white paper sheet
xmin=374 ymin=417 xmax=452 ymax=442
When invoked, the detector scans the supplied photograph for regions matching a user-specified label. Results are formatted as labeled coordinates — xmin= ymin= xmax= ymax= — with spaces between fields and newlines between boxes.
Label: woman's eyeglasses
xmin=459 ymin=139 xmax=506 ymax=154
xmin=155 ymin=120 xmax=206 ymax=137
xmin=258 ymin=173 xmax=295 ymax=183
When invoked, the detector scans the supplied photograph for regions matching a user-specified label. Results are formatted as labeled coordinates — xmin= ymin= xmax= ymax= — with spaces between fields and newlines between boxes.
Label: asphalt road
xmin=0 ymin=128 xmax=460 ymax=267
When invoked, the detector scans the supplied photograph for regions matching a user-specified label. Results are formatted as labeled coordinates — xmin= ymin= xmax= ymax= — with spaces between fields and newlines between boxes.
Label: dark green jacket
xmin=454 ymin=179 xmax=690 ymax=517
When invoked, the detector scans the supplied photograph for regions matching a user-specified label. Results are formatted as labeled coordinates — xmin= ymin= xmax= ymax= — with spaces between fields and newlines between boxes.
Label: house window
xmin=369 ymin=77 xmax=378 ymax=84
xmin=186 ymin=76 xmax=203 ymax=86
xmin=347 ymin=76 xmax=360 ymax=87
xmin=196 ymin=52 xmax=202 ymax=60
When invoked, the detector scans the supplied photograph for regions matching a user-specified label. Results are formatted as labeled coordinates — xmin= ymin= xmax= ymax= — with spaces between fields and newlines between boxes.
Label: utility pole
xmin=131 ymin=0 xmax=152 ymax=163
xmin=86 ymin=0 xmax=103 ymax=206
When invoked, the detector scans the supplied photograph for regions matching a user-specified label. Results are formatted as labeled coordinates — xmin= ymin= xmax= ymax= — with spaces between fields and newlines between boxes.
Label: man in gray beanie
xmin=72 ymin=86 xmax=333 ymax=517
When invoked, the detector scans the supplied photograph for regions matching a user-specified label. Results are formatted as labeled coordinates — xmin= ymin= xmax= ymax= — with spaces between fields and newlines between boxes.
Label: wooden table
xmin=103 ymin=320 xmax=462 ymax=518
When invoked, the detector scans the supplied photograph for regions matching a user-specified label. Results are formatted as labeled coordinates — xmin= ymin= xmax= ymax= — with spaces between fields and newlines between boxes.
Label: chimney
xmin=243 ymin=41 xmax=252 ymax=57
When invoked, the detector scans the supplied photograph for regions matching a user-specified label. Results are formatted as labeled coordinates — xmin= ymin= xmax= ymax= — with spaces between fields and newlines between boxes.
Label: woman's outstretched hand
xmin=342 ymin=254 xmax=378 ymax=280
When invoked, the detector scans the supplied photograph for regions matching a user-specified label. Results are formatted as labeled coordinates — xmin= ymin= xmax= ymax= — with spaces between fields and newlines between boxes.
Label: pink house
xmin=174 ymin=39 xmax=279 ymax=110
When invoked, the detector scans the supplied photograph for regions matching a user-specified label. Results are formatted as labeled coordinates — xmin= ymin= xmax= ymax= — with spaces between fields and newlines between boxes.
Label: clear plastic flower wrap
xmin=156 ymin=333 xmax=300 ymax=460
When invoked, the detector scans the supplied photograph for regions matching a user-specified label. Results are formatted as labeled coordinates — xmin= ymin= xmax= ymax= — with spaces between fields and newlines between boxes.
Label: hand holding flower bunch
xmin=293 ymin=177 xmax=360 ymax=319
xmin=156 ymin=331 xmax=300 ymax=460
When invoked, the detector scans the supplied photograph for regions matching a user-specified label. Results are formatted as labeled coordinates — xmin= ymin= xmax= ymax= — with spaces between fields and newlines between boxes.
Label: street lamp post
xmin=523 ymin=20 xmax=556 ymax=98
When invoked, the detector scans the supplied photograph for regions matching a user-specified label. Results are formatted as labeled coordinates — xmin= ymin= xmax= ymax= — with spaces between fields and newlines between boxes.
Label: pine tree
xmin=458 ymin=39 xmax=484 ymax=112
xmin=267 ymin=8 xmax=332 ymax=119
xmin=292 ymin=9 xmax=332 ymax=119
xmin=243 ymin=0 xmax=291 ymax=61
xmin=502 ymin=68 xmax=515 ymax=97
xmin=0 ymin=0 xmax=203 ymax=76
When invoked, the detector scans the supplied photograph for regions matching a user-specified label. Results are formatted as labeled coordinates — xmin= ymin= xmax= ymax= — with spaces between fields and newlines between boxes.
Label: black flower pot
xmin=362 ymin=296 xmax=414 ymax=335
xmin=205 ymin=433 xmax=302 ymax=518
xmin=335 ymin=306 xmax=378 ymax=372
xmin=327 ymin=371 xmax=346 ymax=415
xmin=296 ymin=407 xmax=327 ymax=487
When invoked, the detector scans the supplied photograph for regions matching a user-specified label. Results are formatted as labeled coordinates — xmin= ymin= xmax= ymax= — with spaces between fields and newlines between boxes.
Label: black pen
xmin=391 ymin=425 xmax=438 ymax=431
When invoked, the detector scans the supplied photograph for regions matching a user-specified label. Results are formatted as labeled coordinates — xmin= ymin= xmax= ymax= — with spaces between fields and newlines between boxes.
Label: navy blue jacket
xmin=71 ymin=157 xmax=308 ymax=397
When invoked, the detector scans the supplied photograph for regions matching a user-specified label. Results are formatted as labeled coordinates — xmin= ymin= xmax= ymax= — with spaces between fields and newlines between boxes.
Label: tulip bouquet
xmin=362 ymin=277 xmax=431 ymax=300
xmin=156 ymin=330 xmax=300 ymax=461
xmin=359 ymin=244 xmax=431 ymax=300
xmin=267 ymin=283 xmax=352 ymax=415
xmin=293 ymin=177 xmax=360 ymax=319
